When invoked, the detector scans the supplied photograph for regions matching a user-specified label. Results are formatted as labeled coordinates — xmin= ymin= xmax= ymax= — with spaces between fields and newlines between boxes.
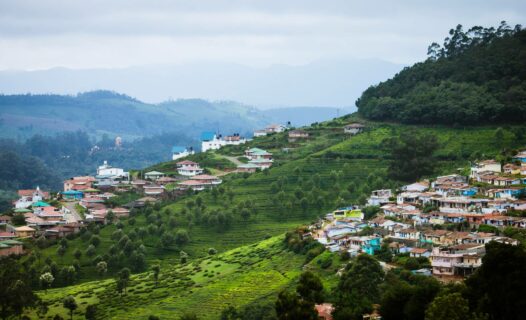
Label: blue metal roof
xmin=201 ymin=131 xmax=216 ymax=141
xmin=171 ymin=146 xmax=186 ymax=153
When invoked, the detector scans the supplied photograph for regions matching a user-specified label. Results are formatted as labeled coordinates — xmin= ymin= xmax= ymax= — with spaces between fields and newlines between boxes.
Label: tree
xmin=161 ymin=233 xmax=175 ymax=248
xmin=152 ymin=265 xmax=160 ymax=287
xmin=275 ymin=290 xmax=318 ymax=320
xmin=57 ymin=246 xmax=66 ymax=257
xmin=0 ymin=258 xmax=39 ymax=320
xmin=384 ymin=130 xmax=439 ymax=182
xmin=425 ymin=293 xmax=470 ymax=320
xmin=297 ymin=271 xmax=323 ymax=304
xmin=175 ymin=229 xmax=190 ymax=245
xmin=36 ymin=300 xmax=49 ymax=319
xmin=240 ymin=208 xmax=250 ymax=221
xmin=118 ymin=268 xmax=131 ymax=295
xmin=40 ymin=272 xmax=55 ymax=292
xmin=73 ymin=248 xmax=82 ymax=260
xmin=333 ymin=254 xmax=384 ymax=320
xmin=62 ymin=296 xmax=77 ymax=320
xmin=180 ymin=251 xmax=188 ymax=264
xmin=90 ymin=235 xmax=101 ymax=247
xmin=465 ymin=242 xmax=526 ymax=320
xmin=85 ymin=305 xmax=97 ymax=320
xmin=11 ymin=214 xmax=26 ymax=226
xmin=96 ymin=261 xmax=107 ymax=278
xmin=85 ymin=244 xmax=96 ymax=257
xmin=180 ymin=313 xmax=198 ymax=320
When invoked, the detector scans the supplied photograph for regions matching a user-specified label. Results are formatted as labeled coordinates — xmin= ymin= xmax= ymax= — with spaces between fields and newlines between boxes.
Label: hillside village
xmin=2 ymin=119 xmax=525 ymax=285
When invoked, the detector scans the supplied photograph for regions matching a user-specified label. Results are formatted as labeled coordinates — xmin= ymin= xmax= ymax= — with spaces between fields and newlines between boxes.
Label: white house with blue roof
xmin=172 ymin=146 xmax=194 ymax=160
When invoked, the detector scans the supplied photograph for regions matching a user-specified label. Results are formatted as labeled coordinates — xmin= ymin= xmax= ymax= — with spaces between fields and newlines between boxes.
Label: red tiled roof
xmin=177 ymin=160 xmax=198 ymax=165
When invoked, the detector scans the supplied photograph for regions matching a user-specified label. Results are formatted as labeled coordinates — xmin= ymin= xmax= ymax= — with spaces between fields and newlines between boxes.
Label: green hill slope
xmin=22 ymin=117 xmax=526 ymax=319
xmin=357 ymin=23 xmax=526 ymax=125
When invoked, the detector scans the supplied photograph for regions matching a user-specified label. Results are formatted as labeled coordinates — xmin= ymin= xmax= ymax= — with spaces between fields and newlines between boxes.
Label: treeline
xmin=357 ymin=22 xmax=526 ymax=125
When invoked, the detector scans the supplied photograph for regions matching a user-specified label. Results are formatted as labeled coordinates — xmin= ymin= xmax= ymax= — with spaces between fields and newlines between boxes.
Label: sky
xmin=1 ymin=0 xmax=525 ymax=71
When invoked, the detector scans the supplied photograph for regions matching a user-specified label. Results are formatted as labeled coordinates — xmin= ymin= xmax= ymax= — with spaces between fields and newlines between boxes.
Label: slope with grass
xmin=30 ymin=235 xmax=328 ymax=319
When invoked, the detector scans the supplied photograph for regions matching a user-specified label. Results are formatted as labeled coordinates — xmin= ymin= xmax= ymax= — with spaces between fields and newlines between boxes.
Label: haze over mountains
xmin=0 ymin=58 xmax=403 ymax=107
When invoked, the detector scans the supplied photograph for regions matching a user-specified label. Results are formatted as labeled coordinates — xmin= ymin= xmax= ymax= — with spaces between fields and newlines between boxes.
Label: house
xmin=513 ymin=150 xmax=526 ymax=163
xmin=0 ymin=215 xmax=12 ymax=224
xmin=521 ymin=163 xmax=526 ymax=176
xmin=288 ymin=130 xmax=309 ymax=141
xmin=111 ymin=207 xmax=130 ymax=218
xmin=176 ymin=160 xmax=204 ymax=176
xmin=248 ymin=158 xmax=273 ymax=170
xmin=144 ymin=171 xmax=165 ymax=181
xmin=344 ymin=123 xmax=365 ymax=135
xmin=193 ymin=174 xmax=222 ymax=185
xmin=430 ymin=196 xmax=489 ymax=214
xmin=0 ymin=231 xmax=16 ymax=240
xmin=131 ymin=179 xmax=148 ymax=188
xmin=347 ymin=236 xmax=381 ymax=255
xmin=15 ymin=187 xmax=49 ymax=209
xmin=245 ymin=148 xmax=273 ymax=160
xmin=64 ymin=176 xmax=96 ymax=191
xmin=410 ymin=247 xmax=430 ymax=258
xmin=237 ymin=163 xmax=259 ymax=173
xmin=402 ymin=181 xmax=429 ymax=192
xmin=332 ymin=207 xmax=364 ymax=221
xmin=142 ymin=184 xmax=165 ymax=196
xmin=0 ymin=240 xmax=24 ymax=256
xmin=492 ymin=176 xmax=521 ymax=187
xmin=367 ymin=189 xmax=392 ymax=206
xmin=430 ymin=244 xmax=484 ymax=277
xmin=178 ymin=179 xmax=208 ymax=191
xmin=470 ymin=160 xmax=501 ymax=178
xmin=156 ymin=176 xmax=178 ymax=185
xmin=14 ymin=226 xmax=36 ymax=238
xmin=253 ymin=129 xmax=267 ymax=137
xmin=201 ymin=132 xmax=247 ymax=152
xmin=422 ymin=230 xmax=451 ymax=245
xmin=61 ymin=190 xmax=83 ymax=200
xmin=393 ymin=228 xmax=420 ymax=240
xmin=265 ymin=124 xmax=287 ymax=133
xmin=171 ymin=146 xmax=194 ymax=161
xmin=503 ymin=163 xmax=521 ymax=175
xmin=97 ymin=160 xmax=128 ymax=178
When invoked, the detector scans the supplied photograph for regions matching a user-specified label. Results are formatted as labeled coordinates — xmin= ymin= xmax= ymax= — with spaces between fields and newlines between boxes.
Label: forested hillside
xmin=357 ymin=22 xmax=526 ymax=125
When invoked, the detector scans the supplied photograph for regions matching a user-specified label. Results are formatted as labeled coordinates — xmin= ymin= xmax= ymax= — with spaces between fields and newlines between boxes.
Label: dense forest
xmin=356 ymin=22 xmax=526 ymax=125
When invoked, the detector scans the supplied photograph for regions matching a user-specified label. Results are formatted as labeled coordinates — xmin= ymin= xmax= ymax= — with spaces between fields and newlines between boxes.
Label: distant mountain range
xmin=0 ymin=59 xmax=403 ymax=106
xmin=0 ymin=91 xmax=349 ymax=141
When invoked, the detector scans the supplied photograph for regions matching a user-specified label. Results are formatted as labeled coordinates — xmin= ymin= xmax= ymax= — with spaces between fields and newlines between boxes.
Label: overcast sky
xmin=0 ymin=0 xmax=525 ymax=70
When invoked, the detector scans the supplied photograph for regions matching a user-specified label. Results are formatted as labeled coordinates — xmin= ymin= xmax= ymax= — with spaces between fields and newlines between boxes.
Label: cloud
xmin=0 ymin=0 xmax=524 ymax=70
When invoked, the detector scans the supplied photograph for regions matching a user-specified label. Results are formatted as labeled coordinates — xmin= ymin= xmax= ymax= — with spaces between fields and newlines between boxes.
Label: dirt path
xmin=219 ymin=155 xmax=244 ymax=166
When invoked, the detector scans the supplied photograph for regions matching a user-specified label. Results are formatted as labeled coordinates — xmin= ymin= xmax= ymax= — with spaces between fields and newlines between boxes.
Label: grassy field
xmin=30 ymin=235 xmax=324 ymax=319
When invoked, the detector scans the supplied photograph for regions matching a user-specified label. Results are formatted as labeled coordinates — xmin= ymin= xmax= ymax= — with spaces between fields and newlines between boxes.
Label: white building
xmin=177 ymin=160 xmax=204 ymax=176
xmin=470 ymin=160 xmax=501 ymax=179
xmin=367 ymin=189 xmax=392 ymax=206
xmin=344 ymin=123 xmax=365 ymax=135
xmin=201 ymin=132 xmax=247 ymax=152
xmin=172 ymin=146 xmax=194 ymax=161
xmin=95 ymin=161 xmax=129 ymax=186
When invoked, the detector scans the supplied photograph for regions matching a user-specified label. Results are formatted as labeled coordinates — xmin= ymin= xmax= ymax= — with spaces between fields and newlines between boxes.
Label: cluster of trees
xmin=357 ymin=22 xmax=526 ymax=125
xmin=383 ymin=130 xmax=439 ymax=182
xmin=328 ymin=242 xmax=526 ymax=320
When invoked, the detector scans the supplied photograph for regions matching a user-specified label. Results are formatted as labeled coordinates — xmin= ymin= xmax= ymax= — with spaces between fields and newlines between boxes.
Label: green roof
xmin=0 ymin=239 xmax=22 ymax=245
xmin=238 ymin=163 xmax=259 ymax=168
xmin=145 ymin=171 xmax=164 ymax=175
xmin=14 ymin=208 xmax=32 ymax=213
xmin=32 ymin=201 xmax=51 ymax=207
xmin=84 ymin=188 xmax=100 ymax=193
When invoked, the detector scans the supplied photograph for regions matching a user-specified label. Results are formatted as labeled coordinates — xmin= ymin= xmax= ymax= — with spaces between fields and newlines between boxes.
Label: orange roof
xmin=193 ymin=174 xmax=219 ymax=180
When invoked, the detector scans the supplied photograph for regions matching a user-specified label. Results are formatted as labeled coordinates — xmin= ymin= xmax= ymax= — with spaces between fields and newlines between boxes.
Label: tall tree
xmin=465 ymin=242 xmax=526 ymax=320
xmin=62 ymin=296 xmax=78 ymax=320
xmin=333 ymin=254 xmax=384 ymax=320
